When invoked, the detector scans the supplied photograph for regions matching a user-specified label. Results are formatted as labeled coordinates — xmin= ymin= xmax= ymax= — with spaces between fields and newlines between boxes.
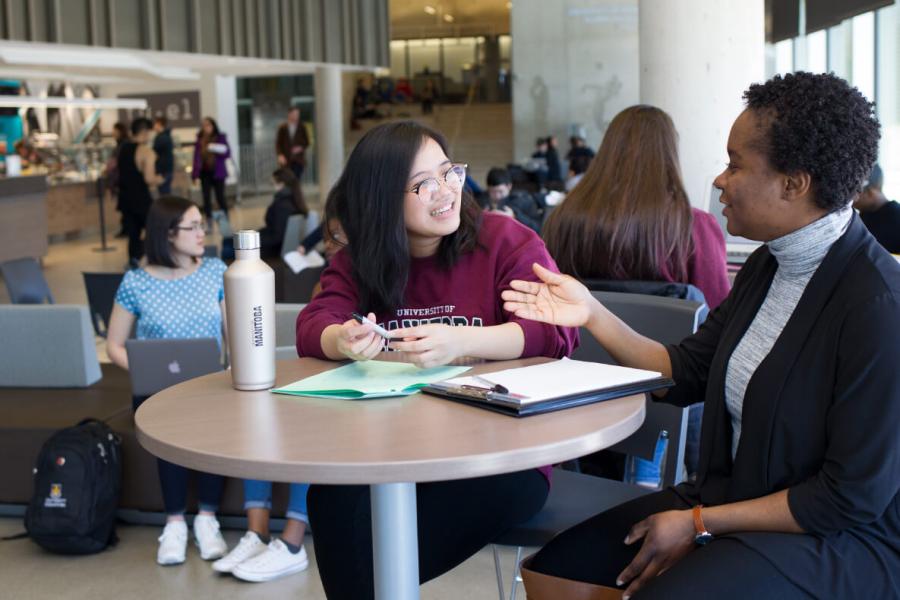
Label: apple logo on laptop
xmin=168 ymin=361 xmax=182 ymax=375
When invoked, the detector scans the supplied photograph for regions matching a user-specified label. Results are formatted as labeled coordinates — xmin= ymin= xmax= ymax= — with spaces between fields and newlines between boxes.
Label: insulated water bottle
xmin=224 ymin=230 xmax=276 ymax=390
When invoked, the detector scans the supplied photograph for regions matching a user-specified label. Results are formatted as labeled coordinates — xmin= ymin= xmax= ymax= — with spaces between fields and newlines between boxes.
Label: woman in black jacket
xmin=259 ymin=167 xmax=309 ymax=259
xmin=502 ymin=72 xmax=899 ymax=599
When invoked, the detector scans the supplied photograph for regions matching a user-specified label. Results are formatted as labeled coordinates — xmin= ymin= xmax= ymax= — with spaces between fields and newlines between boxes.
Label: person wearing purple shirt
xmin=296 ymin=121 xmax=578 ymax=600
xmin=191 ymin=116 xmax=231 ymax=221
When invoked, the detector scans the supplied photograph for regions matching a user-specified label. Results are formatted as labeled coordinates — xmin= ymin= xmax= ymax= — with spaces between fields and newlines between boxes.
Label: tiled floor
xmin=0 ymin=516 xmax=534 ymax=600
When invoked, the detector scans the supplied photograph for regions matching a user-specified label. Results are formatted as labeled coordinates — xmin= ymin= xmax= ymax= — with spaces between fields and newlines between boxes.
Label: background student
xmin=543 ymin=105 xmax=730 ymax=310
xmin=295 ymin=121 xmax=577 ymax=599
xmin=259 ymin=167 xmax=310 ymax=259
xmin=192 ymin=116 xmax=231 ymax=222
xmin=853 ymin=163 xmax=900 ymax=253
xmin=106 ymin=196 xmax=228 ymax=567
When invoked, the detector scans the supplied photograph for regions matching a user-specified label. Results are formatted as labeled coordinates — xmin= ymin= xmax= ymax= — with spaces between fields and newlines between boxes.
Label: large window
xmin=766 ymin=4 xmax=899 ymax=199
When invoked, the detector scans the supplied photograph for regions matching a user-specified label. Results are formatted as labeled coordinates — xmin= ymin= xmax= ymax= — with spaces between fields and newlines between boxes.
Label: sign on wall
xmin=117 ymin=91 xmax=201 ymax=128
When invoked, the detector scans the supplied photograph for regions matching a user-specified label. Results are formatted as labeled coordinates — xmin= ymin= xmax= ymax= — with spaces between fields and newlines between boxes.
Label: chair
xmin=0 ymin=257 xmax=54 ymax=304
xmin=0 ymin=305 xmax=101 ymax=387
xmin=82 ymin=272 xmax=124 ymax=338
xmin=280 ymin=212 xmax=322 ymax=259
xmin=490 ymin=292 xmax=707 ymax=600
xmin=203 ymin=244 xmax=219 ymax=258
xmin=280 ymin=265 xmax=325 ymax=303
xmin=274 ymin=303 xmax=307 ymax=359
xmin=580 ymin=278 xmax=708 ymax=306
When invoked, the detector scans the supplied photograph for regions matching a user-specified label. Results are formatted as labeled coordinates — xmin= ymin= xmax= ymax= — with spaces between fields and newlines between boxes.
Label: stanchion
xmin=93 ymin=177 xmax=117 ymax=253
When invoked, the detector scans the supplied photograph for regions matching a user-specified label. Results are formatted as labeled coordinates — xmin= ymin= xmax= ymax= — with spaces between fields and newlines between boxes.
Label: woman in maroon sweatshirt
xmin=296 ymin=121 xmax=578 ymax=599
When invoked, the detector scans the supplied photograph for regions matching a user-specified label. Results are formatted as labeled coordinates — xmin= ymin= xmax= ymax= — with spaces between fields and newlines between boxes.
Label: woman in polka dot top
xmin=106 ymin=196 xmax=229 ymax=566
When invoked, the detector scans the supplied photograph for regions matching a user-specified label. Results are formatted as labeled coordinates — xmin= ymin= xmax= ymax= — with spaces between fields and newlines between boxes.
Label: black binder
xmin=421 ymin=376 xmax=674 ymax=417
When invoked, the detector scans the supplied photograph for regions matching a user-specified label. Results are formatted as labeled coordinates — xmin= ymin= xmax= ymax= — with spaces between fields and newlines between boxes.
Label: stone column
xmin=315 ymin=65 xmax=345 ymax=196
xmin=639 ymin=0 xmax=765 ymax=208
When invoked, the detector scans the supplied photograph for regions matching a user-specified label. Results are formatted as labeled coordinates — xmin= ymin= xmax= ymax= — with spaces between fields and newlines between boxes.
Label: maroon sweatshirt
xmin=296 ymin=212 xmax=579 ymax=360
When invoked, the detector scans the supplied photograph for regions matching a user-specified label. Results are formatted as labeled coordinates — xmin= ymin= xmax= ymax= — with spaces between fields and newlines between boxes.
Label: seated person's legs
xmin=308 ymin=469 xmax=548 ymax=600
xmin=528 ymin=488 xmax=690 ymax=586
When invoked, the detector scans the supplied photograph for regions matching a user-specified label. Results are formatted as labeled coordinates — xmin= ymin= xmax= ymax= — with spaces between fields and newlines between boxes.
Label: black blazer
xmin=665 ymin=214 xmax=900 ymax=598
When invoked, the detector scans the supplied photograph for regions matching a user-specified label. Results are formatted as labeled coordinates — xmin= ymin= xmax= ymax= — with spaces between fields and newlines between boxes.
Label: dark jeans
xmin=158 ymin=172 xmax=173 ymax=196
xmin=308 ymin=469 xmax=549 ymax=600
xmin=529 ymin=488 xmax=812 ymax=599
xmin=122 ymin=210 xmax=147 ymax=263
xmin=132 ymin=395 xmax=224 ymax=515
xmin=199 ymin=171 xmax=227 ymax=220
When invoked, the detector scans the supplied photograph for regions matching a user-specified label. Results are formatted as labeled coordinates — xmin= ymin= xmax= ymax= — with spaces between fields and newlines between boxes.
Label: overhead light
xmin=443 ymin=14 xmax=455 ymax=22
xmin=424 ymin=5 xmax=436 ymax=15
xmin=0 ymin=96 xmax=148 ymax=109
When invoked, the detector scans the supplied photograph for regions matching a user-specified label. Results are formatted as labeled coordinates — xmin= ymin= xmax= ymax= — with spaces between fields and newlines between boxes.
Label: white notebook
xmin=283 ymin=249 xmax=325 ymax=274
xmin=444 ymin=358 xmax=663 ymax=406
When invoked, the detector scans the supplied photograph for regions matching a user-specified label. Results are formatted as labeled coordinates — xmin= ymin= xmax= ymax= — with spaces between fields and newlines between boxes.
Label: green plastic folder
xmin=272 ymin=361 xmax=471 ymax=399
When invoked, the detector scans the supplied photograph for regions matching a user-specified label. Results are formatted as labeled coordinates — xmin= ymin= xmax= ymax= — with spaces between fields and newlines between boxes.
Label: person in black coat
xmin=485 ymin=167 xmax=545 ymax=233
xmin=152 ymin=117 xmax=174 ymax=195
xmin=854 ymin=163 xmax=900 ymax=253
xmin=502 ymin=72 xmax=899 ymax=599
xmin=259 ymin=168 xmax=309 ymax=259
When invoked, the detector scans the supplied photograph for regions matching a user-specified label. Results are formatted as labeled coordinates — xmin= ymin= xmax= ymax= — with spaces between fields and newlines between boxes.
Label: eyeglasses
xmin=407 ymin=163 xmax=467 ymax=203
xmin=174 ymin=222 xmax=206 ymax=233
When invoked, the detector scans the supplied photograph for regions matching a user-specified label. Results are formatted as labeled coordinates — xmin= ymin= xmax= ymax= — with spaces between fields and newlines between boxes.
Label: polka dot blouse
xmin=114 ymin=258 xmax=227 ymax=345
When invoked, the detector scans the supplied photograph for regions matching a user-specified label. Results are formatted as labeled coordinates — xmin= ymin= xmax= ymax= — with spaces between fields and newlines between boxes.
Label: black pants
xmin=132 ymin=396 xmax=224 ymax=515
xmin=529 ymin=488 xmax=812 ymax=599
xmin=122 ymin=210 xmax=147 ymax=263
xmin=308 ymin=469 xmax=549 ymax=600
xmin=199 ymin=171 xmax=227 ymax=220
xmin=289 ymin=162 xmax=304 ymax=181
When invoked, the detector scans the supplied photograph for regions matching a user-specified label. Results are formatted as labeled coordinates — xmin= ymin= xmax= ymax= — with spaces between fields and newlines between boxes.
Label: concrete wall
xmin=510 ymin=0 xmax=639 ymax=166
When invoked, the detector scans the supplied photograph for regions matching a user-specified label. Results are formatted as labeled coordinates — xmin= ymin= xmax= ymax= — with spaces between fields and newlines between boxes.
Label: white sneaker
xmin=157 ymin=521 xmax=188 ymax=566
xmin=212 ymin=531 xmax=267 ymax=573
xmin=193 ymin=514 xmax=227 ymax=560
xmin=232 ymin=539 xmax=309 ymax=582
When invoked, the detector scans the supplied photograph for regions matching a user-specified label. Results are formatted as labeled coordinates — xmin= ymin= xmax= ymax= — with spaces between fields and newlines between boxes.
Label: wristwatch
xmin=692 ymin=505 xmax=714 ymax=546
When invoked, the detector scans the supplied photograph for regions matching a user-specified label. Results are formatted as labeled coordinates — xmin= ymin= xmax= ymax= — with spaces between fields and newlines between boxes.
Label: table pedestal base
xmin=371 ymin=482 xmax=420 ymax=600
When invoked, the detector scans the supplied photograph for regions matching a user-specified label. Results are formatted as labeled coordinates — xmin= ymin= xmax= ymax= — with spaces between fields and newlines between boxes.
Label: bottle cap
xmin=233 ymin=230 xmax=260 ymax=250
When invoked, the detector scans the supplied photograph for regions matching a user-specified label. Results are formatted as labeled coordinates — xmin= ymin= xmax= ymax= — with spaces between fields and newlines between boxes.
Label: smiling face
xmin=402 ymin=137 xmax=462 ymax=256
xmin=713 ymin=109 xmax=801 ymax=242
xmin=168 ymin=206 xmax=206 ymax=260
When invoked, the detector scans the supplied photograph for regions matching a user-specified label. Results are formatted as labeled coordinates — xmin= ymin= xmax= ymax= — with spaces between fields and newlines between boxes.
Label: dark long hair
xmin=326 ymin=121 xmax=481 ymax=313
xmin=543 ymin=105 xmax=693 ymax=282
xmin=145 ymin=196 xmax=200 ymax=268
xmin=272 ymin=167 xmax=308 ymax=215
xmin=198 ymin=116 xmax=220 ymax=139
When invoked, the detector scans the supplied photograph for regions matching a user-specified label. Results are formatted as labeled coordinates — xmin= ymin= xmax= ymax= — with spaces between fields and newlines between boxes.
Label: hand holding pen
xmin=336 ymin=312 xmax=388 ymax=361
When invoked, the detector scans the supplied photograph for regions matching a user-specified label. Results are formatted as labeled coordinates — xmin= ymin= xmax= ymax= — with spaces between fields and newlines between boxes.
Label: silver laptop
xmin=125 ymin=338 xmax=222 ymax=397
xmin=707 ymin=184 xmax=762 ymax=264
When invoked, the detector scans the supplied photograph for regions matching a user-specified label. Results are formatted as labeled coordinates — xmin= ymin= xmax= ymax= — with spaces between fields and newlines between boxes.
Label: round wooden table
xmin=136 ymin=356 xmax=645 ymax=600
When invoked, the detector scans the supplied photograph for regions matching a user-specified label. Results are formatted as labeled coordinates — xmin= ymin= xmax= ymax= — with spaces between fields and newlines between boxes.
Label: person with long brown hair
xmin=543 ymin=105 xmax=729 ymax=308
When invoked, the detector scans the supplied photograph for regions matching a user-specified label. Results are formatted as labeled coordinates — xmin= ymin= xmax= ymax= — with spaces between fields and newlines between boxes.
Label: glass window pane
xmin=828 ymin=21 xmax=851 ymax=80
xmin=408 ymin=38 xmax=441 ymax=78
xmin=877 ymin=4 xmax=900 ymax=199
xmin=390 ymin=40 xmax=407 ymax=78
xmin=852 ymin=12 xmax=875 ymax=102
xmin=442 ymin=37 xmax=477 ymax=84
xmin=775 ymin=39 xmax=793 ymax=75
xmin=806 ymin=30 xmax=827 ymax=73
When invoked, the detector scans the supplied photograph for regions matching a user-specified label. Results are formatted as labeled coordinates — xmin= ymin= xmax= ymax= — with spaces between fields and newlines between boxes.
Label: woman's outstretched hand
xmin=501 ymin=263 xmax=596 ymax=328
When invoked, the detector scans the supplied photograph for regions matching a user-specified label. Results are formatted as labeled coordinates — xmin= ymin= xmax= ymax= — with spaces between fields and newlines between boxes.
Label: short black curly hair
xmin=743 ymin=72 xmax=880 ymax=212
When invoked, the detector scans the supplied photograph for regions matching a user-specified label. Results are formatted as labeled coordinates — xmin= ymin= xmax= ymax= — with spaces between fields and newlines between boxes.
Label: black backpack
xmin=24 ymin=418 xmax=122 ymax=554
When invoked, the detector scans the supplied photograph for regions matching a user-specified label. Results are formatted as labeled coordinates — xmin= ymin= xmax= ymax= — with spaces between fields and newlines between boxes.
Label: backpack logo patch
xmin=44 ymin=483 xmax=66 ymax=508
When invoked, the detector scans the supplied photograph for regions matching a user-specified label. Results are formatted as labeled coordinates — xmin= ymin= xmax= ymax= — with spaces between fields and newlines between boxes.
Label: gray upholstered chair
xmin=0 ymin=305 xmax=101 ymax=387
xmin=1 ymin=257 xmax=54 ymax=304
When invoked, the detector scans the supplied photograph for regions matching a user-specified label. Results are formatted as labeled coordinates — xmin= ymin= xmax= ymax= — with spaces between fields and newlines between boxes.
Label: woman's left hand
xmin=388 ymin=324 xmax=465 ymax=368
xmin=617 ymin=510 xmax=696 ymax=599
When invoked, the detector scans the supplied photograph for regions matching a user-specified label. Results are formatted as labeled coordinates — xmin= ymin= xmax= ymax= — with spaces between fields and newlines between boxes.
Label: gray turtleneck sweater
xmin=724 ymin=207 xmax=852 ymax=458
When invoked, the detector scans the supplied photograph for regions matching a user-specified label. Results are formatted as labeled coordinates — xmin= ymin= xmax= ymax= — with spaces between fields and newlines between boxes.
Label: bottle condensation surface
xmin=224 ymin=230 xmax=276 ymax=390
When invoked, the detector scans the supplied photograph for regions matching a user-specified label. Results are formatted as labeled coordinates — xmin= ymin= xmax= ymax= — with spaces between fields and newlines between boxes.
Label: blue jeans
xmin=243 ymin=480 xmax=310 ymax=524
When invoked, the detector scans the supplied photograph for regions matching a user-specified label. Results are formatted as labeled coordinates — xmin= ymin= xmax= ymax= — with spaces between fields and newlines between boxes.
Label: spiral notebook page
xmin=445 ymin=358 xmax=662 ymax=405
